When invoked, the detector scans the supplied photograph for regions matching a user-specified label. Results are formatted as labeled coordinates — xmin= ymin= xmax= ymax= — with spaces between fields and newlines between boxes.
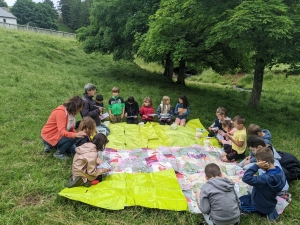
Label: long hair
xmin=143 ymin=97 xmax=153 ymax=107
xmin=78 ymin=117 xmax=96 ymax=137
xmin=179 ymin=95 xmax=189 ymax=108
xmin=63 ymin=96 xmax=85 ymax=115
xmin=92 ymin=133 xmax=109 ymax=151
xmin=162 ymin=96 xmax=170 ymax=114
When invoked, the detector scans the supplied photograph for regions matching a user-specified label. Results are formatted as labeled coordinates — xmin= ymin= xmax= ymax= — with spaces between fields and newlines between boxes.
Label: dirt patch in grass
xmin=18 ymin=194 xmax=47 ymax=207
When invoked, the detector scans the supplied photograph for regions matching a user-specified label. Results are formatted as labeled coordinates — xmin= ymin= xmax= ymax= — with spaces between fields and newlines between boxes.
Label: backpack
xmin=277 ymin=151 xmax=300 ymax=183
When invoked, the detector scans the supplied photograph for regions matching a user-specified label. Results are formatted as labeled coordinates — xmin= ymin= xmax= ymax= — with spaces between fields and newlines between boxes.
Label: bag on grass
xmin=277 ymin=151 xmax=300 ymax=183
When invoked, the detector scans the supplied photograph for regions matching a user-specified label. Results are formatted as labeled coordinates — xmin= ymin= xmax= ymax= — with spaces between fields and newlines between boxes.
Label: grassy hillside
xmin=0 ymin=27 xmax=299 ymax=225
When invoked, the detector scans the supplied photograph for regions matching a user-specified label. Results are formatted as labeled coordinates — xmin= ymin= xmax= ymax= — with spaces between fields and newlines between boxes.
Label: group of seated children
xmin=197 ymin=146 xmax=286 ymax=224
xmin=98 ymin=86 xmax=190 ymax=126
xmin=204 ymin=107 xmax=289 ymax=223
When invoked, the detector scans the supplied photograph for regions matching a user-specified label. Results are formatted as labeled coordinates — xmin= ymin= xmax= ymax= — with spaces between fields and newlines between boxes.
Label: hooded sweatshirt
xmin=72 ymin=142 xmax=101 ymax=182
xmin=242 ymin=164 xmax=286 ymax=215
xmin=41 ymin=105 xmax=76 ymax=146
xmin=199 ymin=177 xmax=241 ymax=225
xmin=262 ymin=129 xmax=272 ymax=145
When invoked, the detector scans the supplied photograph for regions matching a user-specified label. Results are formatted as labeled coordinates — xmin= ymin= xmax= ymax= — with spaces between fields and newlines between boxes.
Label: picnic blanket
xmin=60 ymin=119 xmax=289 ymax=213
xmin=106 ymin=119 xmax=220 ymax=149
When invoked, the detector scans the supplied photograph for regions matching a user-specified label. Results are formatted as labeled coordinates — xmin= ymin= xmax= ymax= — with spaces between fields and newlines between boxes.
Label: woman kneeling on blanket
xmin=67 ymin=133 xmax=110 ymax=188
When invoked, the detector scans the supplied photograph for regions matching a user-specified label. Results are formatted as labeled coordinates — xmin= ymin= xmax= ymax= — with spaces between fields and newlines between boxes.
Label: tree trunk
xmin=176 ymin=59 xmax=185 ymax=85
xmin=248 ymin=57 xmax=265 ymax=108
xmin=163 ymin=53 xmax=173 ymax=80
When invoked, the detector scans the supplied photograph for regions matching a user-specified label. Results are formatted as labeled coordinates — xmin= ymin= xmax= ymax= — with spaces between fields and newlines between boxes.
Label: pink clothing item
xmin=139 ymin=105 xmax=154 ymax=121
xmin=72 ymin=142 xmax=103 ymax=182
xmin=220 ymin=128 xmax=237 ymax=145
xmin=41 ymin=105 xmax=76 ymax=146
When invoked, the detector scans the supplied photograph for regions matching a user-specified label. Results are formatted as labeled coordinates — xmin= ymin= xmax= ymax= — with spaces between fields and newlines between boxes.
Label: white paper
xmin=100 ymin=112 xmax=110 ymax=120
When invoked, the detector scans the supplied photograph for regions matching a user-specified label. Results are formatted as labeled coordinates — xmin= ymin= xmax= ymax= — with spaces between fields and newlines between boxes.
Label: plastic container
xmin=171 ymin=123 xmax=178 ymax=130
xmin=195 ymin=132 xmax=202 ymax=138
xmin=139 ymin=122 xmax=145 ymax=127
xmin=226 ymin=164 xmax=236 ymax=176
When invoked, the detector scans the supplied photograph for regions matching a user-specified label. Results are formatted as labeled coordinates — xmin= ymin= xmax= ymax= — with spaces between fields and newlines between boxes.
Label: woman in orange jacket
xmin=41 ymin=96 xmax=86 ymax=160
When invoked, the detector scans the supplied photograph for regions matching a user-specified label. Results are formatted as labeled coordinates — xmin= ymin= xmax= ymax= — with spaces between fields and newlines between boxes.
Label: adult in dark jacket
xmin=124 ymin=96 xmax=139 ymax=124
xmin=80 ymin=83 xmax=110 ymax=135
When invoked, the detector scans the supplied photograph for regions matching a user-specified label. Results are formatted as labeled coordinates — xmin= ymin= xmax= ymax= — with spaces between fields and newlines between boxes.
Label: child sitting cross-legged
xmin=67 ymin=133 xmax=110 ymax=188
xmin=196 ymin=163 xmax=241 ymax=225
xmin=221 ymin=115 xmax=247 ymax=162
xmin=139 ymin=97 xmax=155 ymax=123
xmin=239 ymin=147 xmax=287 ymax=222
xmin=240 ymin=135 xmax=289 ymax=197
xmin=174 ymin=95 xmax=190 ymax=126
xmin=157 ymin=96 xmax=174 ymax=125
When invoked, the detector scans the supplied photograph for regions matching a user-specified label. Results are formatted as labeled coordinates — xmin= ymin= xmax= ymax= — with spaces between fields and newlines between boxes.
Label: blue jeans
xmin=43 ymin=137 xmax=76 ymax=154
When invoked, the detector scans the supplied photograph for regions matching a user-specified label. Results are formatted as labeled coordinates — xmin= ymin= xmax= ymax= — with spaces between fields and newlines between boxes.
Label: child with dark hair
xmin=174 ymin=95 xmax=190 ymax=126
xmin=247 ymin=124 xmax=272 ymax=145
xmin=125 ymin=96 xmax=139 ymax=124
xmin=222 ymin=115 xmax=247 ymax=162
xmin=239 ymin=147 xmax=286 ymax=222
xmin=67 ymin=133 xmax=110 ymax=188
xmin=217 ymin=119 xmax=236 ymax=152
xmin=196 ymin=163 xmax=241 ymax=225
xmin=95 ymin=94 xmax=104 ymax=113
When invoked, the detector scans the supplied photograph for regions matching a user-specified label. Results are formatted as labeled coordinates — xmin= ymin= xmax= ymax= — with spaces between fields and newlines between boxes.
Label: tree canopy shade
xmin=207 ymin=0 xmax=300 ymax=108
xmin=0 ymin=0 xmax=8 ymax=7
xmin=137 ymin=0 xmax=251 ymax=84
xmin=77 ymin=0 xmax=160 ymax=61
xmin=12 ymin=0 xmax=58 ymax=30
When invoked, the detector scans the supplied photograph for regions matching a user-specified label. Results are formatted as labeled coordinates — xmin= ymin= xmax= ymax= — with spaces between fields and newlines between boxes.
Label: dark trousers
xmin=126 ymin=117 xmax=138 ymax=124
xmin=159 ymin=119 xmax=172 ymax=125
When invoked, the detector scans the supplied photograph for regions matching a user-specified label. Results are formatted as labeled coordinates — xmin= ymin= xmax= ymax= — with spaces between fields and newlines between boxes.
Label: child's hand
xmin=225 ymin=133 xmax=232 ymax=140
xmin=125 ymin=113 xmax=128 ymax=117
xmin=257 ymin=161 xmax=269 ymax=169
xmin=121 ymin=114 xmax=124 ymax=119
xmin=167 ymin=119 xmax=170 ymax=122
xmin=110 ymin=114 xmax=114 ymax=119
xmin=134 ymin=115 xmax=137 ymax=118
xmin=99 ymin=168 xmax=110 ymax=174
xmin=218 ymin=130 xmax=225 ymax=136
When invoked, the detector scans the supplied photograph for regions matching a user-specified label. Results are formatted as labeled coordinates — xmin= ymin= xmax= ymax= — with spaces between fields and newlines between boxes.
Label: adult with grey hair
xmin=80 ymin=83 xmax=110 ymax=135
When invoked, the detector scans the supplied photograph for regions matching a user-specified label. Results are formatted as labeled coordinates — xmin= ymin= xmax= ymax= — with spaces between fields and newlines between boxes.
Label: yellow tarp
xmin=59 ymin=169 xmax=188 ymax=211
xmin=106 ymin=119 xmax=220 ymax=149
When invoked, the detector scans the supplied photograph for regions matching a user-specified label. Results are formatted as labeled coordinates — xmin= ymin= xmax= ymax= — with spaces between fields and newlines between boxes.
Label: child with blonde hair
xmin=157 ymin=96 xmax=174 ymax=125
xmin=208 ymin=107 xmax=230 ymax=137
xmin=174 ymin=95 xmax=190 ymax=126
xmin=75 ymin=117 xmax=97 ymax=147
xmin=139 ymin=97 xmax=155 ymax=123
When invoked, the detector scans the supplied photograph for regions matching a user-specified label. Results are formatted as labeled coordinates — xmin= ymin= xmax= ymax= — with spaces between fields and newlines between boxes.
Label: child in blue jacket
xmin=174 ymin=95 xmax=190 ymax=126
xmin=239 ymin=147 xmax=286 ymax=222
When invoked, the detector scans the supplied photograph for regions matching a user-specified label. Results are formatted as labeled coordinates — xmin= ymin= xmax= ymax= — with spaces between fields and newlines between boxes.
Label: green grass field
xmin=0 ymin=28 xmax=300 ymax=225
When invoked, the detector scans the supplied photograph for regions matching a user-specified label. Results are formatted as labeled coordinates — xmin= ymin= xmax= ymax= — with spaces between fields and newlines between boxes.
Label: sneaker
xmin=53 ymin=150 xmax=68 ymax=160
xmin=43 ymin=144 xmax=51 ymax=153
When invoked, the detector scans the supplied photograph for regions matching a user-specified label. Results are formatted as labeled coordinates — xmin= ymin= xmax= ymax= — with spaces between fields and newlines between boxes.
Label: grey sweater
xmin=199 ymin=177 xmax=241 ymax=225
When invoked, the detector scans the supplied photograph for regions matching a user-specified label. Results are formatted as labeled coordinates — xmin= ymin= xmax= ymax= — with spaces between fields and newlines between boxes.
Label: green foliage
xmin=1 ymin=27 xmax=300 ymax=225
xmin=208 ymin=0 xmax=300 ymax=107
xmin=0 ymin=0 xmax=8 ymax=7
xmin=77 ymin=0 xmax=160 ymax=60
xmin=11 ymin=0 xmax=58 ymax=30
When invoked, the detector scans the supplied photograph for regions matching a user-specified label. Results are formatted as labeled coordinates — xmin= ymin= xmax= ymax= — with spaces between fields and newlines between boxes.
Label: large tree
xmin=208 ymin=0 xmax=300 ymax=108
xmin=138 ymin=0 xmax=248 ymax=84
xmin=12 ymin=0 xmax=58 ymax=29
xmin=0 ymin=0 xmax=8 ymax=7
xmin=77 ymin=0 xmax=160 ymax=60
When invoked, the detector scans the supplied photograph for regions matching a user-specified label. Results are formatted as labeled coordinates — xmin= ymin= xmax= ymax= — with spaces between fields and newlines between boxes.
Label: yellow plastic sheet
xmin=106 ymin=119 xmax=221 ymax=149
xmin=59 ymin=169 xmax=188 ymax=211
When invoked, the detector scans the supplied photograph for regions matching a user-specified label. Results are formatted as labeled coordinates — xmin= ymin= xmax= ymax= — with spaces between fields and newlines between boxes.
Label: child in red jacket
xmin=139 ymin=97 xmax=155 ymax=123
